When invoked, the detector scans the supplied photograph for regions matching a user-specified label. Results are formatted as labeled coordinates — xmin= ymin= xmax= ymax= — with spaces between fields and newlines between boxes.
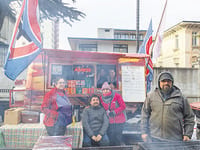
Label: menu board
xmin=122 ymin=65 xmax=145 ymax=102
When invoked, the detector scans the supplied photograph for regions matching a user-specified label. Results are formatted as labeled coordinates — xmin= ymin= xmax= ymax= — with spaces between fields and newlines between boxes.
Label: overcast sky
xmin=60 ymin=0 xmax=200 ymax=49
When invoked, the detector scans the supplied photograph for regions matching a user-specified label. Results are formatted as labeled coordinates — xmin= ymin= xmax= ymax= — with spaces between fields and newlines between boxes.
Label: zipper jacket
xmin=141 ymin=86 xmax=195 ymax=140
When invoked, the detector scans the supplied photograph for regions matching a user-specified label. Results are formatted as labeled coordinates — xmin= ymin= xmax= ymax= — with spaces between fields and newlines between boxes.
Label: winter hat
xmin=159 ymin=72 xmax=173 ymax=82
xmin=101 ymin=82 xmax=111 ymax=90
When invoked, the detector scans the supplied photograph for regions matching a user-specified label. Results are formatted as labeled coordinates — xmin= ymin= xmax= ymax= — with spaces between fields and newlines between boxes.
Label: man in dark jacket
xmin=82 ymin=94 xmax=109 ymax=147
xmin=141 ymin=71 xmax=195 ymax=142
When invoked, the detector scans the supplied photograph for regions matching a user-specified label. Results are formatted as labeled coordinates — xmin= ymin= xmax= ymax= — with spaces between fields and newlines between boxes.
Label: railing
xmin=0 ymin=89 xmax=10 ymax=101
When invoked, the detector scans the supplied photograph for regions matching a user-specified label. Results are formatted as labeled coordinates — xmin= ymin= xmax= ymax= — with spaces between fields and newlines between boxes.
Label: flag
xmin=138 ymin=19 xmax=153 ymax=93
xmin=4 ymin=0 xmax=42 ymax=80
xmin=152 ymin=0 xmax=167 ymax=63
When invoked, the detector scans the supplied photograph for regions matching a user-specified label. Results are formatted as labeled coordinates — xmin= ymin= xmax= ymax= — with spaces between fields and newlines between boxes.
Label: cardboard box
xmin=4 ymin=108 xmax=24 ymax=125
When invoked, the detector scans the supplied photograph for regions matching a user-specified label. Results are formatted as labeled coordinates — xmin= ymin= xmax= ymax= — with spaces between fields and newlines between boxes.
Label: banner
xmin=138 ymin=19 xmax=153 ymax=93
xmin=4 ymin=0 xmax=42 ymax=80
xmin=152 ymin=0 xmax=167 ymax=63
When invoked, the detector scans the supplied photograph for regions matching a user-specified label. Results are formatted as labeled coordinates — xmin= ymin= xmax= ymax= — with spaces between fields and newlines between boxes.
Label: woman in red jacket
xmin=41 ymin=77 xmax=72 ymax=136
xmin=99 ymin=82 xmax=126 ymax=146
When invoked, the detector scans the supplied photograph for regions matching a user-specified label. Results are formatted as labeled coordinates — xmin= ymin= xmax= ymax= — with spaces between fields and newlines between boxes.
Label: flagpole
xmin=136 ymin=0 xmax=140 ymax=52
xmin=150 ymin=0 xmax=167 ymax=56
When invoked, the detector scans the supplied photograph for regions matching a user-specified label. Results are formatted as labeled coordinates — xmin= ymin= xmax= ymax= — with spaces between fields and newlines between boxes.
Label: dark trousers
xmin=83 ymin=131 xmax=110 ymax=147
xmin=45 ymin=122 xmax=66 ymax=136
xmin=108 ymin=123 xmax=124 ymax=146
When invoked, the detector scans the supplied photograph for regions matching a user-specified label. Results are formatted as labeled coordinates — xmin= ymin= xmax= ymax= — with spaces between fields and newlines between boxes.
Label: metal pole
xmin=136 ymin=0 xmax=140 ymax=52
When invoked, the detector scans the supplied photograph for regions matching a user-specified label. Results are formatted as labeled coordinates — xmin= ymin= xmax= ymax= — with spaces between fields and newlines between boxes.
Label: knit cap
xmin=159 ymin=72 xmax=173 ymax=82
xmin=101 ymin=82 xmax=111 ymax=90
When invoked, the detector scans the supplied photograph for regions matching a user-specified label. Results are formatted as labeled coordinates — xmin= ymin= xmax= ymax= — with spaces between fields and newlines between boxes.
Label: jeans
xmin=108 ymin=123 xmax=124 ymax=146
xmin=45 ymin=121 xmax=66 ymax=136
xmin=83 ymin=131 xmax=109 ymax=147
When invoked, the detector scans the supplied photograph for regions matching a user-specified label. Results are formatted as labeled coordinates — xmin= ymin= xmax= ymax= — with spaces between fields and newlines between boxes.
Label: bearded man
xmin=141 ymin=71 xmax=195 ymax=142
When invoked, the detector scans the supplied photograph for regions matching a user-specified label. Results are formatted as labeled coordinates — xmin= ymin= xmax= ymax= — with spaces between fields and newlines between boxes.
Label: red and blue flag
xmin=4 ymin=0 xmax=42 ymax=80
xmin=138 ymin=19 xmax=153 ymax=93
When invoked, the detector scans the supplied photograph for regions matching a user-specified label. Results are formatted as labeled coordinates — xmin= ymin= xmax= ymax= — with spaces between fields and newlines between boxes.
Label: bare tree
xmin=0 ymin=0 xmax=85 ymax=31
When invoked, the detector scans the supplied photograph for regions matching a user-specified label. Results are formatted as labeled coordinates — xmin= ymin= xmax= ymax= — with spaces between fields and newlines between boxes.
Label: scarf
xmin=101 ymin=90 xmax=115 ymax=104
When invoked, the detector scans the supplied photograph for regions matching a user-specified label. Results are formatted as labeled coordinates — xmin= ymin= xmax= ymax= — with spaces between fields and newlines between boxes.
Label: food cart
xmin=9 ymin=48 xmax=149 ymax=145
xmin=10 ymin=48 xmax=149 ymax=107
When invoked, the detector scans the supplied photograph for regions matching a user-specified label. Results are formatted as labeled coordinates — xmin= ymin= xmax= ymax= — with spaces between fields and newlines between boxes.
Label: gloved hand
xmin=109 ymin=111 xmax=116 ymax=117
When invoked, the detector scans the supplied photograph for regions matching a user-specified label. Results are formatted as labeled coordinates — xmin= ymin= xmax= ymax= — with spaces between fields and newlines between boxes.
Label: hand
xmin=183 ymin=135 xmax=190 ymax=141
xmin=106 ymin=110 xmax=110 ymax=116
xmin=109 ymin=111 xmax=116 ymax=117
xmin=91 ymin=136 xmax=97 ymax=141
xmin=141 ymin=134 xmax=148 ymax=142
xmin=96 ymin=134 xmax=102 ymax=142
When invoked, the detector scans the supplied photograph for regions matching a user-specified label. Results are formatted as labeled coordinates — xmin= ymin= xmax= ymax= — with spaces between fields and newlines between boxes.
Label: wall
xmin=152 ymin=67 xmax=200 ymax=103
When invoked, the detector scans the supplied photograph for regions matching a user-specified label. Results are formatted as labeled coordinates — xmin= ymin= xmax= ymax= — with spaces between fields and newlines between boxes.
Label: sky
xmin=60 ymin=0 xmax=200 ymax=49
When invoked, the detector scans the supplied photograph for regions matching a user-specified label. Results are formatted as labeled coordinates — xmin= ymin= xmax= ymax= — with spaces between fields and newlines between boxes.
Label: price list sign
xmin=121 ymin=66 xmax=145 ymax=102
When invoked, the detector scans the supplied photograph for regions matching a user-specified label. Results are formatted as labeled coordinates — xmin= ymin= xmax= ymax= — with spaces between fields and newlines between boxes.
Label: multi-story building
xmin=0 ymin=14 xmax=16 ymax=100
xmin=155 ymin=21 xmax=200 ymax=68
xmin=0 ymin=15 xmax=15 ymax=67
xmin=41 ymin=19 xmax=58 ymax=49
xmin=68 ymin=28 xmax=147 ymax=53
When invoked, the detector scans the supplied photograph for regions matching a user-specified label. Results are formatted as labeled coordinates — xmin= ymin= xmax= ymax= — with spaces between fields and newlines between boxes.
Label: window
xmin=114 ymin=33 xmax=135 ymax=40
xmin=97 ymin=64 xmax=117 ymax=88
xmin=121 ymin=34 xmax=126 ymax=39
xmin=104 ymin=29 xmax=110 ymax=32
xmin=79 ymin=44 xmax=97 ymax=52
xmin=51 ymin=64 xmax=95 ymax=89
xmin=0 ymin=44 xmax=8 ymax=66
xmin=130 ymin=34 xmax=136 ymax=40
xmin=124 ymin=34 xmax=129 ymax=39
xmin=113 ymin=44 xmax=128 ymax=53
xmin=50 ymin=63 xmax=118 ymax=92
xmin=114 ymin=33 xmax=121 ymax=39
xmin=175 ymin=35 xmax=179 ymax=49
xmin=192 ymin=32 xmax=197 ymax=46
xmin=139 ymin=34 xmax=143 ymax=40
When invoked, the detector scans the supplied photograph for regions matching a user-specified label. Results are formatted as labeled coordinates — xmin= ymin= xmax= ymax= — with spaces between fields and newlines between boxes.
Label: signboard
xmin=122 ymin=65 xmax=145 ymax=102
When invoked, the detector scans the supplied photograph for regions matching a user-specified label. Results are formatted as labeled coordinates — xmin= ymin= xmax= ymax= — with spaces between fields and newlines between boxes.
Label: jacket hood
xmin=156 ymin=85 xmax=182 ymax=99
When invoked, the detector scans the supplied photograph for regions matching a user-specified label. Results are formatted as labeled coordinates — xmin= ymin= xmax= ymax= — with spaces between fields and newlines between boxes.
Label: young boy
xmin=82 ymin=94 xmax=109 ymax=147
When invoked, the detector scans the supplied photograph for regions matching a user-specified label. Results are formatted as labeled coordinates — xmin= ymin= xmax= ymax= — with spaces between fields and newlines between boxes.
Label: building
xmin=68 ymin=28 xmax=147 ymax=53
xmin=0 ymin=13 xmax=16 ymax=99
xmin=41 ymin=19 xmax=59 ymax=49
xmin=155 ymin=21 xmax=200 ymax=68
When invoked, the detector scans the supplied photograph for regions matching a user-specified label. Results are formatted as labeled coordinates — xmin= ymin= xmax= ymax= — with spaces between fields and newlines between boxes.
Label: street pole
xmin=136 ymin=0 xmax=140 ymax=52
